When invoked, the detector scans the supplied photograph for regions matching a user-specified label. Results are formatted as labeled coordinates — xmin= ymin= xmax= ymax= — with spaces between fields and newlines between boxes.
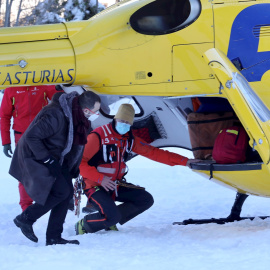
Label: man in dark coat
xmin=0 ymin=85 xmax=62 ymax=211
xmin=9 ymin=90 xmax=101 ymax=245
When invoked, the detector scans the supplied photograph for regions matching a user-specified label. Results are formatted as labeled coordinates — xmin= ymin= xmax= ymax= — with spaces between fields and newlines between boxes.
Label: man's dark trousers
xmin=22 ymin=169 xmax=73 ymax=239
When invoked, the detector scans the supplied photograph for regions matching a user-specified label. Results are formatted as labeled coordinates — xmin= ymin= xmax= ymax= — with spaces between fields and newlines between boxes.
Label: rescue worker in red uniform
xmin=75 ymin=104 xmax=199 ymax=234
xmin=0 ymin=85 xmax=61 ymax=211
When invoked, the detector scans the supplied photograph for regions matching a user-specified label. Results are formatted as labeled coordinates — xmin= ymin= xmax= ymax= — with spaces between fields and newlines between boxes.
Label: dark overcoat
xmin=9 ymin=91 xmax=84 ymax=205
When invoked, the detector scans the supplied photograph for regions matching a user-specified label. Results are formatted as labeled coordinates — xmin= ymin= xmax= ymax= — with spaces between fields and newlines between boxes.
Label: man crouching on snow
xmin=10 ymin=90 xmax=101 ymax=245
xmin=75 ymin=104 xmax=200 ymax=235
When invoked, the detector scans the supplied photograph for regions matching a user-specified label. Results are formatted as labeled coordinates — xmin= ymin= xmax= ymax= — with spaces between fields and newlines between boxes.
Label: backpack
xmin=212 ymin=126 xmax=248 ymax=164
xmin=187 ymin=112 xmax=238 ymax=159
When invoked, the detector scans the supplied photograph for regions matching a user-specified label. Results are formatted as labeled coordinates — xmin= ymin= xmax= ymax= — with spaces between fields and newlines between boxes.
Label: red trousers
xmin=15 ymin=132 xmax=33 ymax=211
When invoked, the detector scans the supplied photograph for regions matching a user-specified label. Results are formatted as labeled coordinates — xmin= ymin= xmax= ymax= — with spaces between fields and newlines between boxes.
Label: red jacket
xmin=0 ymin=85 xmax=58 ymax=145
xmin=80 ymin=122 xmax=188 ymax=190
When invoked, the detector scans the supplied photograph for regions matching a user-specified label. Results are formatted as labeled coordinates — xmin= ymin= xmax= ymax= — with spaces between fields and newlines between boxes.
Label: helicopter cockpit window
xmin=100 ymin=95 xmax=143 ymax=117
xmin=130 ymin=0 xmax=201 ymax=35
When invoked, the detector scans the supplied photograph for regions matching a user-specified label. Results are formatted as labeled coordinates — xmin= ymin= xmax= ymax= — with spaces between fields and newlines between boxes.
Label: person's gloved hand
xmin=3 ymin=144 xmax=13 ymax=158
xmin=42 ymin=156 xmax=62 ymax=178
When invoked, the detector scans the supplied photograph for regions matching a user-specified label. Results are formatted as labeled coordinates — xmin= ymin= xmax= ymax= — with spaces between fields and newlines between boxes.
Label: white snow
xmin=0 ymin=123 xmax=270 ymax=269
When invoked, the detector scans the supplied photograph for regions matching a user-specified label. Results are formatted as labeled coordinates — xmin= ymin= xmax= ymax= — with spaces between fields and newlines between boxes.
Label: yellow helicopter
xmin=1 ymin=0 xmax=270 ymax=224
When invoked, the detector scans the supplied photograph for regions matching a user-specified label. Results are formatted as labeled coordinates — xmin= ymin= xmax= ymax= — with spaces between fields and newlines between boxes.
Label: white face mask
xmin=88 ymin=113 xmax=99 ymax=121
xmin=84 ymin=108 xmax=100 ymax=122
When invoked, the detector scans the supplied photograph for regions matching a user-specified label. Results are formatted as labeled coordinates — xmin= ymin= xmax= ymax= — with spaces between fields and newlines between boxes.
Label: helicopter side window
xmin=130 ymin=0 xmax=201 ymax=35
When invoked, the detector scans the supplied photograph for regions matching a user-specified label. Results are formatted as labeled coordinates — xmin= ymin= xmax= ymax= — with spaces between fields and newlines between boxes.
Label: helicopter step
xmin=173 ymin=216 xmax=270 ymax=225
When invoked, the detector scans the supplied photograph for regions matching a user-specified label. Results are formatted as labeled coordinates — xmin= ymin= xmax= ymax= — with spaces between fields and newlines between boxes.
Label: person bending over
xmin=75 ymin=104 xmax=199 ymax=235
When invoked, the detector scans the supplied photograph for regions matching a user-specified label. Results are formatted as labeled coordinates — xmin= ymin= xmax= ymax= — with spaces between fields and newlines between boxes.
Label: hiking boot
xmin=46 ymin=237 xmax=80 ymax=246
xmin=75 ymin=219 xmax=87 ymax=235
xmin=105 ymin=225 xmax=119 ymax=231
xmin=14 ymin=214 xmax=38 ymax=243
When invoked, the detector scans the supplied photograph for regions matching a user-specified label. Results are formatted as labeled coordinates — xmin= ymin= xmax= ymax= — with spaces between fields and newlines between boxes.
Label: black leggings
xmin=83 ymin=185 xmax=154 ymax=233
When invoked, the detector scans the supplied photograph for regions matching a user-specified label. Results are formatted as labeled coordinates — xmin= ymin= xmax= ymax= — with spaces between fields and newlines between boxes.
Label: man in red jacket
xmin=75 ymin=104 xmax=200 ymax=234
xmin=0 ymin=85 xmax=61 ymax=211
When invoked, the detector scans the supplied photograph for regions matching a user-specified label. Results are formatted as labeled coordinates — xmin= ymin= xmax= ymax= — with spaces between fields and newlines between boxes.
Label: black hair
xmin=78 ymin=91 xmax=101 ymax=110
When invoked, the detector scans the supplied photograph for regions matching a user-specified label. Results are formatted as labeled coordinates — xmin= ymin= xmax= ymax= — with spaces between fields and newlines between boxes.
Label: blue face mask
xmin=116 ymin=122 xmax=131 ymax=135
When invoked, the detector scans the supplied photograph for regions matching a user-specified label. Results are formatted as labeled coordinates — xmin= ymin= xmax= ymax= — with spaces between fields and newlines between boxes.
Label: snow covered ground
xmin=0 ymin=94 xmax=270 ymax=269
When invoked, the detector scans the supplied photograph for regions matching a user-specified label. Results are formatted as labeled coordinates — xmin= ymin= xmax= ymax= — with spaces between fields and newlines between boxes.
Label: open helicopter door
xmin=90 ymin=95 xmax=193 ymax=157
xmin=191 ymin=48 xmax=270 ymax=197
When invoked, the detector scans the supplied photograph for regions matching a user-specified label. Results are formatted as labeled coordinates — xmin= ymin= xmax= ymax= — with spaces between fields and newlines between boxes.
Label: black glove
xmin=42 ymin=156 xmax=62 ymax=178
xmin=3 ymin=144 xmax=13 ymax=158
xmin=55 ymin=85 xmax=64 ymax=91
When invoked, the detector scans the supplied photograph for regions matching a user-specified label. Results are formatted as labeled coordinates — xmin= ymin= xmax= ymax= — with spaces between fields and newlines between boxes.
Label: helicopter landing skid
xmin=173 ymin=216 xmax=270 ymax=225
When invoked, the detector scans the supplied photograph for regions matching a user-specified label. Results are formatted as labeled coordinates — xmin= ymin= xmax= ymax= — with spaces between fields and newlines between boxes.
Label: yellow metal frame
xmin=198 ymin=48 xmax=270 ymax=197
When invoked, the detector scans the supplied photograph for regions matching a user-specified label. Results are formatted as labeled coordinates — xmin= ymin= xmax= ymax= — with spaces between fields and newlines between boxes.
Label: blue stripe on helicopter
xmin=227 ymin=4 xmax=270 ymax=82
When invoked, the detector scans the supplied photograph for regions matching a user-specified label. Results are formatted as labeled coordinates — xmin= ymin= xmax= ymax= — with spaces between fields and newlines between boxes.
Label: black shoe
xmin=46 ymin=237 xmax=80 ymax=246
xmin=14 ymin=215 xmax=38 ymax=243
